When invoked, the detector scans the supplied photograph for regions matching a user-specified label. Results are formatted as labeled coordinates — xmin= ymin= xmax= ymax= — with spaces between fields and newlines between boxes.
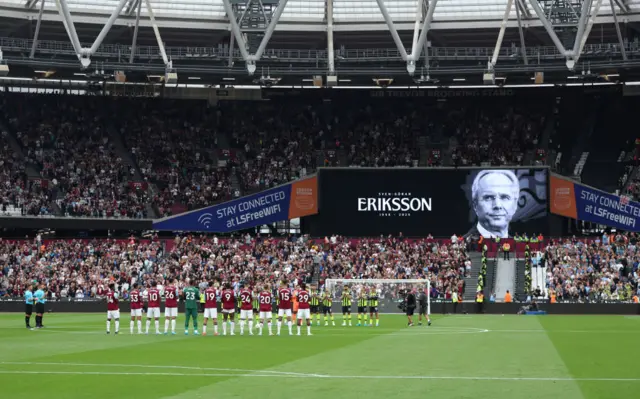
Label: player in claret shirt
xmin=164 ymin=279 xmax=179 ymax=335
xmin=239 ymin=285 xmax=255 ymax=336
xmin=277 ymin=280 xmax=293 ymax=336
xmin=106 ymin=283 xmax=120 ymax=334
xmin=257 ymin=284 xmax=274 ymax=336
xmin=296 ymin=283 xmax=312 ymax=336
xmin=202 ymin=281 xmax=219 ymax=336
xmin=129 ymin=283 xmax=143 ymax=334
xmin=220 ymin=283 xmax=236 ymax=336
xmin=145 ymin=282 xmax=161 ymax=335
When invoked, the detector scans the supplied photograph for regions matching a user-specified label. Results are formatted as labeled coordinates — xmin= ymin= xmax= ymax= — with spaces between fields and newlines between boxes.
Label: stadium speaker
xmin=326 ymin=75 xmax=338 ymax=87
xmin=534 ymin=72 xmax=544 ymax=84
xmin=115 ymin=71 xmax=126 ymax=83
xmin=483 ymin=72 xmax=495 ymax=85
xmin=0 ymin=63 xmax=8 ymax=76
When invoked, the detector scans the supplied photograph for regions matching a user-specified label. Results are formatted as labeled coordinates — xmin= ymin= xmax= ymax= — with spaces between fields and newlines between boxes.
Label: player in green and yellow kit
xmin=357 ymin=288 xmax=369 ymax=326
xmin=368 ymin=288 xmax=380 ymax=327
xmin=341 ymin=286 xmax=352 ymax=326
xmin=182 ymin=280 xmax=200 ymax=335
xmin=309 ymin=284 xmax=321 ymax=326
xmin=322 ymin=289 xmax=335 ymax=326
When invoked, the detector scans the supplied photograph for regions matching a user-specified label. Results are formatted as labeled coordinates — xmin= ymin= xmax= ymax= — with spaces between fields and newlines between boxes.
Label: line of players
xmin=106 ymin=279 xmax=340 ymax=336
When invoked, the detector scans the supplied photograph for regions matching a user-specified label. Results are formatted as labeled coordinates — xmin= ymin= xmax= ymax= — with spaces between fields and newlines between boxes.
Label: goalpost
xmin=324 ymin=279 xmax=431 ymax=315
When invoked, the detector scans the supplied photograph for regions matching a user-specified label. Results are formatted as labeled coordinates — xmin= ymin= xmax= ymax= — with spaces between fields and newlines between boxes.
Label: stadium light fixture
xmin=453 ymin=78 xmax=466 ymax=82
xmin=188 ymin=76 xmax=201 ymax=80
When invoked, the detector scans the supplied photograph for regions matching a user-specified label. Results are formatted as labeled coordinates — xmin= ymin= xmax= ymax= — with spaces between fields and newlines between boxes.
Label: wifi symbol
xmin=197 ymin=213 xmax=214 ymax=229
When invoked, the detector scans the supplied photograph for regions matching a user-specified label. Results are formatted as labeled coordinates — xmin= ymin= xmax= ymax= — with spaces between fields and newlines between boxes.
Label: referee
xmin=34 ymin=283 xmax=47 ymax=329
xmin=24 ymin=283 xmax=34 ymax=329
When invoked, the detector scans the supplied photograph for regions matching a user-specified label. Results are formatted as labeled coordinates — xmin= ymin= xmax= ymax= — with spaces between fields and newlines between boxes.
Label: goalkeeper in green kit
xmin=183 ymin=279 xmax=201 ymax=335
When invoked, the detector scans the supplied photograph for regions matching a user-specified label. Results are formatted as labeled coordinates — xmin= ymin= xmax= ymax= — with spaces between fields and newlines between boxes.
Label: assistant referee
xmin=24 ymin=283 xmax=34 ymax=329
xmin=34 ymin=283 xmax=46 ymax=329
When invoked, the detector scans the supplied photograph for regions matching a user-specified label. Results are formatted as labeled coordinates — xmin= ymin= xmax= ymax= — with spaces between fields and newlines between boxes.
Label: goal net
xmin=324 ymin=279 xmax=430 ymax=315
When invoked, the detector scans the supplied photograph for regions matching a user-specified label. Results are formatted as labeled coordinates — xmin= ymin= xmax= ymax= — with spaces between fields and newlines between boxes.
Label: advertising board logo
xmin=357 ymin=192 xmax=432 ymax=217
xmin=294 ymin=187 xmax=315 ymax=210
xmin=197 ymin=213 xmax=214 ymax=228
xmin=553 ymin=187 xmax=572 ymax=211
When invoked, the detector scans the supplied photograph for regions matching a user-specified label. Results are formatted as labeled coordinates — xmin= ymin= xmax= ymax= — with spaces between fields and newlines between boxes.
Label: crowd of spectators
xmin=0 ymin=235 xmax=469 ymax=301
xmin=449 ymin=103 xmax=545 ymax=166
xmin=116 ymin=98 xmax=232 ymax=216
xmin=0 ymin=131 xmax=53 ymax=216
xmin=0 ymin=94 xmax=551 ymax=218
xmin=541 ymin=233 xmax=640 ymax=302
xmin=0 ymin=94 xmax=145 ymax=218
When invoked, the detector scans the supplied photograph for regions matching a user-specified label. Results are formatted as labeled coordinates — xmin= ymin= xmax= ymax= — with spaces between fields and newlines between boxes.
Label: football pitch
xmin=1 ymin=313 xmax=639 ymax=399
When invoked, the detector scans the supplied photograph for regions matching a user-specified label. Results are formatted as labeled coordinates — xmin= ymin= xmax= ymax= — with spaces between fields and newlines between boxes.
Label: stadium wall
xmin=2 ymin=300 xmax=638 ymax=315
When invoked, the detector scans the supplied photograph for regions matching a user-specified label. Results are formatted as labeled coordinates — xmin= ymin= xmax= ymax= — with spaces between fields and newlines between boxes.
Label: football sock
xmin=137 ymin=320 xmax=142 ymax=333
xmin=357 ymin=315 xmax=361 ymax=324
xmin=130 ymin=320 xmax=134 ymax=334
xmin=222 ymin=322 xmax=227 ymax=334
xmin=287 ymin=321 xmax=293 ymax=334
xmin=35 ymin=316 xmax=41 ymax=327
xmin=297 ymin=325 xmax=301 ymax=334
xmin=193 ymin=319 xmax=198 ymax=331
xmin=203 ymin=325 xmax=207 ymax=334
xmin=324 ymin=316 xmax=328 ymax=323
xmin=25 ymin=316 xmax=30 ymax=327
xmin=331 ymin=315 xmax=335 ymax=323
xmin=214 ymin=323 xmax=218 ymax=334
xmin=277 ymin=321 xmax=282 ymax=334
xmin=376 ymin=319 xmax=379 ymax=326
xmin=268 ymin=321 xmax=273 ymax=334
xmin=171 ymin=319 xmax=176 ymax=333
xmin=165 ymin=320 xmax=169 ymax=333
xmin=248 ymin=320 xmax=253 ymax=333
xmin=145 ymin=319 xmax=150 ymax=333
xmin=106 ymin=320 xmax=110 ymax=333
xmin=240 ymin=319 xmax=245 ymax=334
xmin=154 ymin=320 xmax=159 ymax=333
xmin=115 ymin=320 xmax=119 ymax=333
xmin=307 ymin=325 xmax=311 ymax=335
xmin=230 ymin=321 xmax=235 ymax=333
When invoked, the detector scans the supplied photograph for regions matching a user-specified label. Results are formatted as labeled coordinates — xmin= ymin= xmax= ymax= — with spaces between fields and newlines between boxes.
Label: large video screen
xmin=309 ymin=167 xmax=549 ymax=237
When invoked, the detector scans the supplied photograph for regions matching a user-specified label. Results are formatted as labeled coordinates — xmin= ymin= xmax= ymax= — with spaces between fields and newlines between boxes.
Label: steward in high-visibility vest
xmin=476 ymin=292 xmax=484 ymax=313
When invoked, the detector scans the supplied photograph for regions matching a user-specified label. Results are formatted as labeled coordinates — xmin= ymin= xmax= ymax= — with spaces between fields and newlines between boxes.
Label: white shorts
xmin=277 ymin=308 xmax=292 ymax=318
xmin=259 ymin=311 xmax=272 ymax=320
xmin=130 ymin=308 xmax=142 ymax=317
xmin=222 ymin=308 xmax=235 ymax=314
xmin=147 ymin=307 xmax=160 ymax=318
xmin=107 ymin=310 xmax=120 ymax=319
xmin=297 ymin=309 xmax=311 ymax=320
xmin=164 ymin=307 xmax=178 ymax=318
xmin=204 ymin=308 xmax=218 ymax=319
xmin=240 ymin=309 xmax=253 ymax=319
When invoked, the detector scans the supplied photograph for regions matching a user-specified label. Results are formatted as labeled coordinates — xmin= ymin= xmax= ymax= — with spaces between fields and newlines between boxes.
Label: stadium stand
xmin=0 ymin=236 xmax=469 ymax=300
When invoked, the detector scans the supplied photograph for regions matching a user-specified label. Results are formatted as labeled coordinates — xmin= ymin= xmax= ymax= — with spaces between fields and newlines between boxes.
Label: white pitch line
xmin=0 ymin=370 xmax=638 ymax=382
xmin=0 ymin=362 xmax=321 ymax=377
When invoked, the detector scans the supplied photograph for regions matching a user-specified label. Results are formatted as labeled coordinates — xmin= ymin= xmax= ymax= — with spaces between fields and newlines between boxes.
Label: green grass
xmin=1 ymin=312 xmax=639 ymax=399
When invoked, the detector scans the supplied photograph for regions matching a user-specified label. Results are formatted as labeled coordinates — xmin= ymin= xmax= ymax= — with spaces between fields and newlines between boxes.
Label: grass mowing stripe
xmin=1 ymin=370 xmax=640 ymax=382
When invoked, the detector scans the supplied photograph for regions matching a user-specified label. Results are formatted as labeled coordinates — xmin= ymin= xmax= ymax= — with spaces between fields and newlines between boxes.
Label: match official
xmin=34 ymin=283 xmax=46 ymax=328
xmin=24 ymin=283 xmax=34 ymax=329
xmin=406 ymin=289 xmax=417 ymax=327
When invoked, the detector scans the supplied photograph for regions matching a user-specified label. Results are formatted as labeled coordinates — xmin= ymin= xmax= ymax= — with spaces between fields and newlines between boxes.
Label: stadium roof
xmin=0 ymin=0 xmax=637 ymax=30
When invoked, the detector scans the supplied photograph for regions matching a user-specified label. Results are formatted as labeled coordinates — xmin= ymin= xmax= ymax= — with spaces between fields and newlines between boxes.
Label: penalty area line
xmin=0 ymin=370 xmax=638 ymax=382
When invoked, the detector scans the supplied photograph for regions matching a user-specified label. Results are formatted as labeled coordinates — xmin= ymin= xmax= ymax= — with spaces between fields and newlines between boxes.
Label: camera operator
xmin=406 ymin=289 xmax=417 ymax=326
